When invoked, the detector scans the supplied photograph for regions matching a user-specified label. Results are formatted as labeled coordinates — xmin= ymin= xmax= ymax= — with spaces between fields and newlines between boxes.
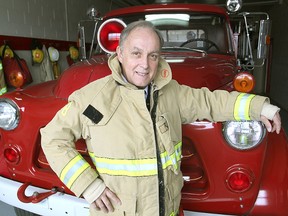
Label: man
xmin=41 ymin=20 xmax=281 ymax=216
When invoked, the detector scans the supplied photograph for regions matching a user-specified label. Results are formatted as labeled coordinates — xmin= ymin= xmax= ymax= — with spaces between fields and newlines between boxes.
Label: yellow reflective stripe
xmin=89 ymin=142 xmax=182 ymax=177
xmin=61 ymin=102 xmax=72 ymax=116
xmin=60 ymin=155 xmax=90 ymax=189
xmin=161 ymin=142 xmax=182 ymax=170
xmin=89 ymin=152 xmax=96 ymax=165
xmin=170 ymin=212 xmax=176 ymax=216
xmin=0 ymin=87 xmax=7 ymax=95
xmin=95 ymin=157 xmax=158 ymax=176
xmin=234 ymin=93 xmax=255 ymax=121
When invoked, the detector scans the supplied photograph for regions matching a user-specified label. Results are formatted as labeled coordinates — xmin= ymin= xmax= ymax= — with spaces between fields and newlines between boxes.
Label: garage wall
xmin=0 ymin=0 xmax=112 ymax=41
xmin=66 ymin=0 xmax=115 ymax=42
xmin=0 ymin=0 xmax=114 ymax=85
xmin=268 ymin=1 xmax=288 ymax=112
xmin=0 ymin=0 xmax=66 ymax=40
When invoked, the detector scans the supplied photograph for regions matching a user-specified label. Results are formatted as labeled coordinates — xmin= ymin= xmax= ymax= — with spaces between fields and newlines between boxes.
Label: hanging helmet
xmin=69 ymin=46 xmax=79 ymax=61
xmin=32 ymin=47 xmax=44 ymax=64
xmin=48 ymin=47 xmax=59 ymax=62
xmin=0 ymin=45 xmax=14 ymax=58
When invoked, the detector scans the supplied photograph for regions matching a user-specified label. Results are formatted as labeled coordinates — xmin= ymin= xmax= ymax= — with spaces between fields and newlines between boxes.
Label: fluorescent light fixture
xmin=145 ymin=14 xmax=190 ymax=22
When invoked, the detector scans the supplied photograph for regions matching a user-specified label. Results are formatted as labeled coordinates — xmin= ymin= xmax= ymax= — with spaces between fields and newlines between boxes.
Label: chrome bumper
xmin=0 ymin=176 xmax=89 ymax=216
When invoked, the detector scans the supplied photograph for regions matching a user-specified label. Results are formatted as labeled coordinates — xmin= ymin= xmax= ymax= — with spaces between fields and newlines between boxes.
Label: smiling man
xmin=41 ymin=20 xmax=281 ymax=216
xmin=116 ymin=23 xmax=162 ymax=89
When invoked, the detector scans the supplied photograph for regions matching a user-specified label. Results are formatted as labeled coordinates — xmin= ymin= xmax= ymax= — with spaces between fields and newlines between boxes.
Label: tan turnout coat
xmin=41 ymin=54 xmax=267 ymax=216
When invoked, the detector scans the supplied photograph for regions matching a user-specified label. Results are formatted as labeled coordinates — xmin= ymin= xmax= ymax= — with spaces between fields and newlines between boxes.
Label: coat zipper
xmin=150 ymin=88 xmax=165 ymax=216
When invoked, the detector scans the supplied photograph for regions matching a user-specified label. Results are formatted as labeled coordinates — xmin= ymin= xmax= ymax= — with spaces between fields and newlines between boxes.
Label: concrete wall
xmin=66 ymin=0 xmax=117 ymax=42
xmin=0 ymin=0 xmax=67 ymax=40
xmin=0 ymin=0 xmax=113 ymax=41
xmin=0 ymin=0 xmax=114 ymax=85
xmin=268 ymin=1 xmax=288 ymax=112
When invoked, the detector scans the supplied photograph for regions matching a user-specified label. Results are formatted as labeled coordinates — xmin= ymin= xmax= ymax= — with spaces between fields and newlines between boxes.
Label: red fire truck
xmin=0 ymin=0 xmax=287 ymax=215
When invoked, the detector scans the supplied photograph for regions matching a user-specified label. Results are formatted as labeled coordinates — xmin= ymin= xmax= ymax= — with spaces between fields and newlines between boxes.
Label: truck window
xmin=105 ymin=12 xmax=233 ymax=55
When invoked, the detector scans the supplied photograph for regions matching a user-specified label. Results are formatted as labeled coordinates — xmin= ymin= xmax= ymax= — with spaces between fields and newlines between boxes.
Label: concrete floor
xmin=1 ymin=110 xmax=287 ymax=216
xmin=0 ymin=201 xmax=16 ymax=216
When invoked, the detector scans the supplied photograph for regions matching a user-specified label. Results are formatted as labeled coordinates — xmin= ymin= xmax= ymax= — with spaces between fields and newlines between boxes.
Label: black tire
xmin=14 ymin=207 xmax=40 ymax=216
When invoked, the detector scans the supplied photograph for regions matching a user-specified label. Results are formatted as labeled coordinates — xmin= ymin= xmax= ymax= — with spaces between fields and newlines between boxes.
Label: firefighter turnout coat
xmin=41 ymin=53 xmax=268 ymax=216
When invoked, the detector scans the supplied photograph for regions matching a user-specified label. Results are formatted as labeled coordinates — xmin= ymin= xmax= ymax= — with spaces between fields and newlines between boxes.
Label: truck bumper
xmin=0 ymin=176 xmax=89 ymax=216
xmin=0 ymin=176 xmax=236 ymax=216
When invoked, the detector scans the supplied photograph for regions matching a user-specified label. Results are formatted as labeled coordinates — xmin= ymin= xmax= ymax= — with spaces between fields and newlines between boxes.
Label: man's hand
xmin=260 ymin=112 xmax=281 ymax=134
xmin=91 ymin=187 xmax=122 ymax=213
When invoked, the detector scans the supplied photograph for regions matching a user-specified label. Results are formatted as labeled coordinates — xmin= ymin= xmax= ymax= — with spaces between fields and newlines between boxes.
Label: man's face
xmin=116 ymin=27 xmax=161 ymax=89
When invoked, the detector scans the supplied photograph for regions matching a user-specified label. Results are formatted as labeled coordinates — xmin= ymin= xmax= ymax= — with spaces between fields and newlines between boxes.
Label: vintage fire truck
xmin=0 ymin=0 xmax=287 ymax=215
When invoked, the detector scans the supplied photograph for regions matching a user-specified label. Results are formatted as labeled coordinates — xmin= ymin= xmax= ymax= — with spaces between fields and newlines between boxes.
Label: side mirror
xmin=233 ymin=32 xmax=239 ymax=59
xmin=78 ymin=26 xmax=86 ymax=61
xmin=77 ymin=6 xmax=101 ymax=61
xmin=257 ymin=19 xmax=271 ymax=59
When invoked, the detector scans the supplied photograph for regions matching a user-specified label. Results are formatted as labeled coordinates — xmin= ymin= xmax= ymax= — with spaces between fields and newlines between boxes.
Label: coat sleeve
xmin=175 ymin=84 xmax=269 ymax=123
xmin=40 ymin=92 xmax=98 ymax=197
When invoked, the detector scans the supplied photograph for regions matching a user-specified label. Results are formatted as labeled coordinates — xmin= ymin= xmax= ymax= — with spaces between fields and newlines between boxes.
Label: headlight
xmin=222 ymin=121 xmax=266 ymax=150
xmin=0 ymin=99 xmax=20 ymax=130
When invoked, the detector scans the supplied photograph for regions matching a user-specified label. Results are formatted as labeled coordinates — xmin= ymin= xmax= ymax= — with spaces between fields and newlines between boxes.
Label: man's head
xmin=116 ymin=20 xmax=164 ymax=89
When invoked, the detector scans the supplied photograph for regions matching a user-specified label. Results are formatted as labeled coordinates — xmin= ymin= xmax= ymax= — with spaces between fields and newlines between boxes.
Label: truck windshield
xmin=108 ymin=12 xmax=233 ymax=55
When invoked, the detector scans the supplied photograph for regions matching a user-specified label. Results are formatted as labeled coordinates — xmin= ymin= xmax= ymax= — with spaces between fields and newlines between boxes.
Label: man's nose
xmin=139 ymin=56 xmax=149 ymax=69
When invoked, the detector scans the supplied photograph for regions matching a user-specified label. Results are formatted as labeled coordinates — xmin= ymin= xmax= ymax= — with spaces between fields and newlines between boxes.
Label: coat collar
xmin=108 ymin=53 xmax=172 ymax=91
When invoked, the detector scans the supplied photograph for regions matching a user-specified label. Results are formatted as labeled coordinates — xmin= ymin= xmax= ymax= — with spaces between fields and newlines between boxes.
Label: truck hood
xmin=162 ymin=52 xmax=236 ymax=90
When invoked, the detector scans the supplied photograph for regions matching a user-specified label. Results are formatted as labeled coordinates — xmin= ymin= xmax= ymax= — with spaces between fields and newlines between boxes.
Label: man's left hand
xmin=260 ymin=112 xmax=281 ymax=134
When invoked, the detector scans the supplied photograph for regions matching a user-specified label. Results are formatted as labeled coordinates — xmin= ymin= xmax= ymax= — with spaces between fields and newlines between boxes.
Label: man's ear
xmin=116 ymin=46 xmax=123 ymax=63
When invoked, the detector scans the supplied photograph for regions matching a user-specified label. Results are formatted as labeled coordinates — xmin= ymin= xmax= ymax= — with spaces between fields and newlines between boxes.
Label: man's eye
xmin=132 ymin=52 xmax=140 ymax=57
xmin=150 ymin=54 xmax=159 ymax=61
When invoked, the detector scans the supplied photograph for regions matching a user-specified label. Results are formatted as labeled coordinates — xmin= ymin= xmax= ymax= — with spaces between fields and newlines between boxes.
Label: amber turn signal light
xmin=233 ymin=72 xmax=255 ymax=93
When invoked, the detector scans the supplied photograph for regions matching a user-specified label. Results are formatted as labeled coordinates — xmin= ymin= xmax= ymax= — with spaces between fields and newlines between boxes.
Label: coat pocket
xmin=156 ymin=112 xmax=182 ymax=174
xmin=156 ymin=113 xmax=181 ymax=146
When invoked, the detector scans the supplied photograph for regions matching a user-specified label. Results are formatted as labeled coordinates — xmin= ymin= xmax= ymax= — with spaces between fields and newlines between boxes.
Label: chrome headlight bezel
xmin=222 ymin=120 xmax=266 ymax=150
xmin=0 ymin=99 xmax=20 ymax=131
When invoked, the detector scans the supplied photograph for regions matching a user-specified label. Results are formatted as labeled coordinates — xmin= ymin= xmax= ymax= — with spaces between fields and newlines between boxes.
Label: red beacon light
xmin=233 ymin=72 xmax=255 ymax=93
xmin=97 ymin=18 xmax=127 ymax=54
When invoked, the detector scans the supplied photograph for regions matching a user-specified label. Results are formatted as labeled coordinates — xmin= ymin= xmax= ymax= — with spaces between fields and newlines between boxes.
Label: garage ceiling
xmin=111 ymin=0 xmax=282 ymax=12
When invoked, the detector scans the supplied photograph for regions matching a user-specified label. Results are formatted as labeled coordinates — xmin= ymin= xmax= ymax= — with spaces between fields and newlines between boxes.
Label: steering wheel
xmin=180 ymin=38 xmax=220 ymax=51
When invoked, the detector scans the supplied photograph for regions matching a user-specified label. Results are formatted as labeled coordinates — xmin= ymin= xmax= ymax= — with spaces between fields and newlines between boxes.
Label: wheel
xmin=14 ymin=207 xmax=40 ymax=216
xmin=180 ymin=38 xmax=220 ymax=51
